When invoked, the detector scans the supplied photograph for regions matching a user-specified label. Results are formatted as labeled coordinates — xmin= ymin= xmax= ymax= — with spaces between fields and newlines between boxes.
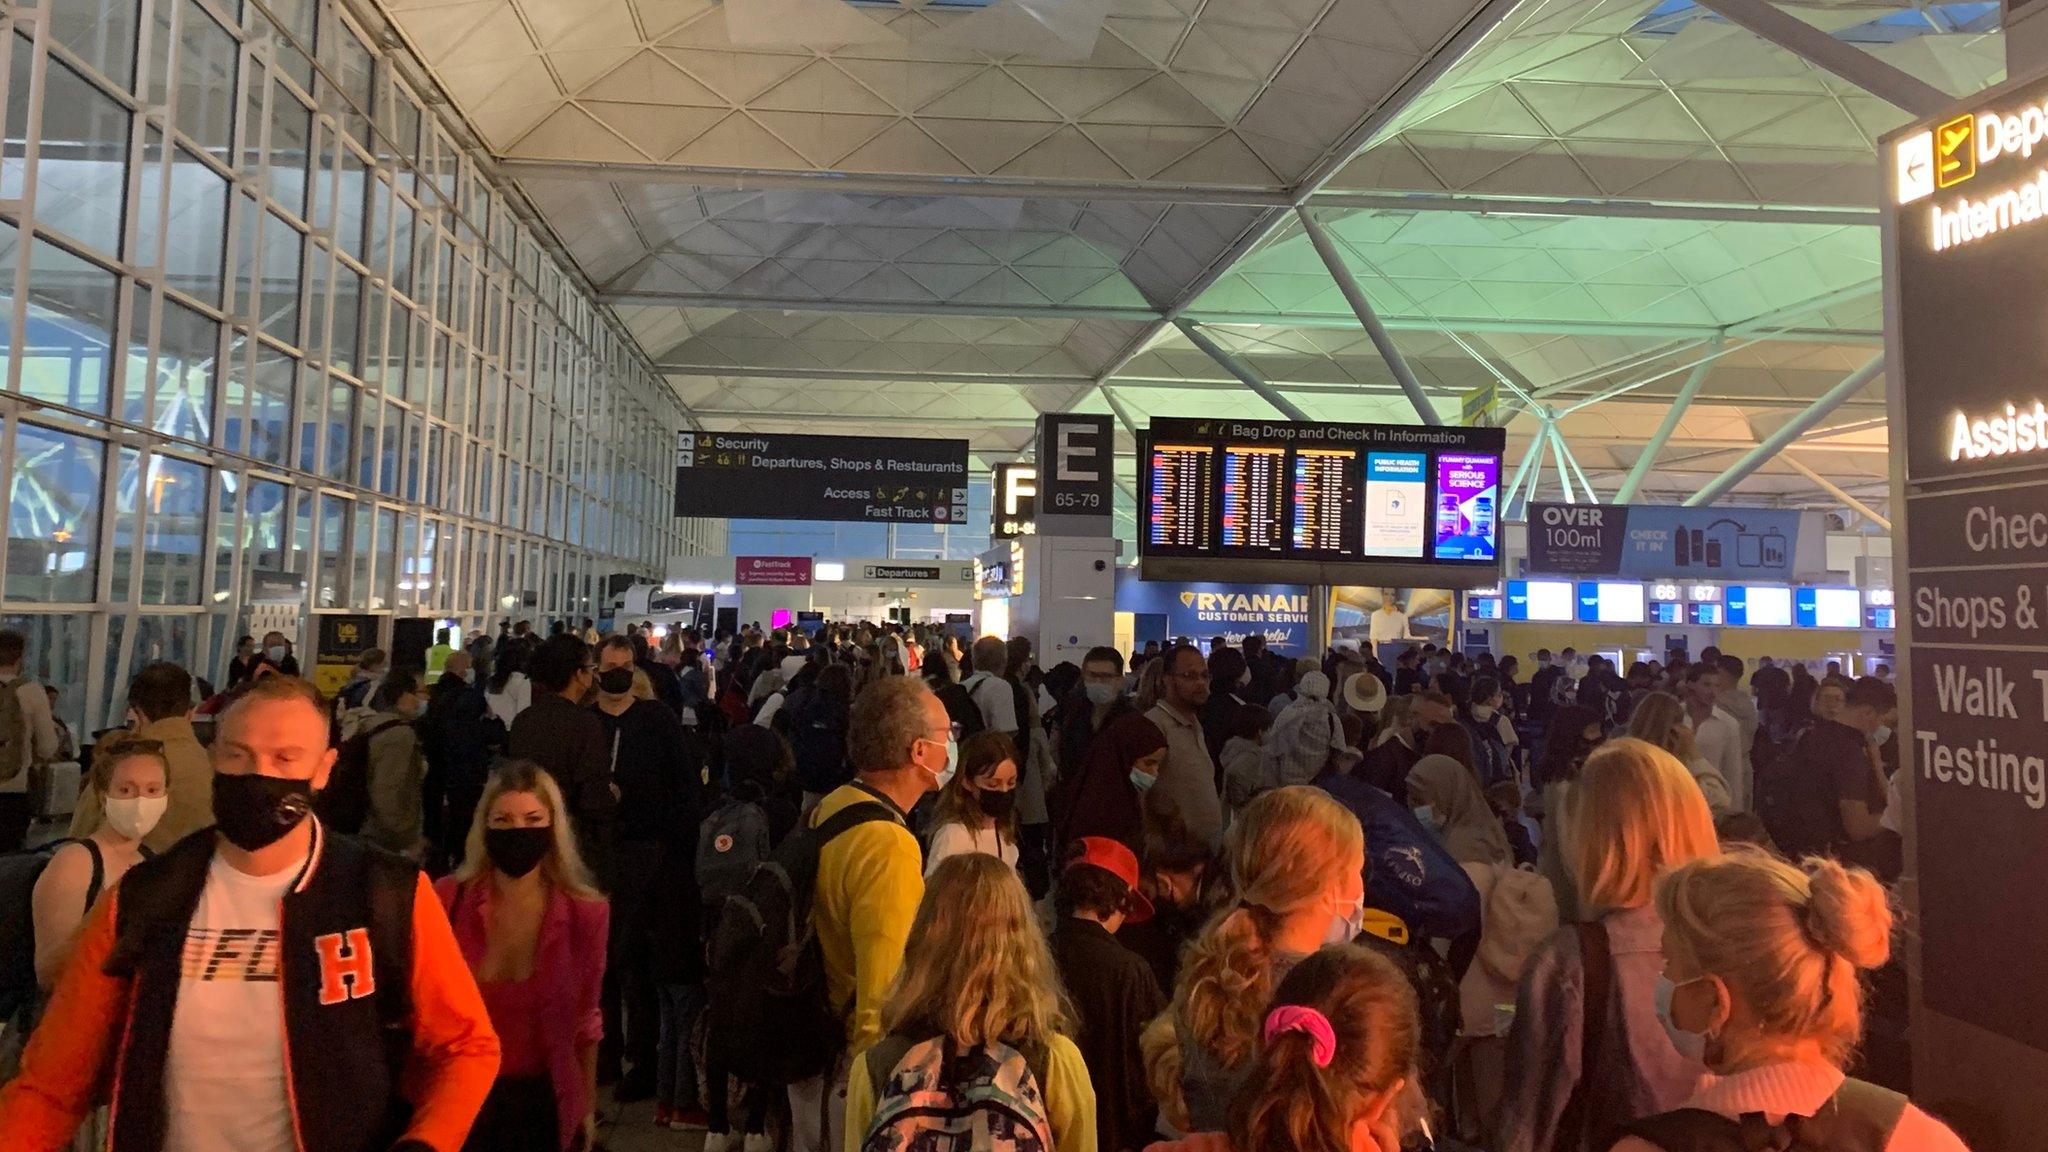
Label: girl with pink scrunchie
xmin=1146 ymin=944 xmax=1423 ymax=1152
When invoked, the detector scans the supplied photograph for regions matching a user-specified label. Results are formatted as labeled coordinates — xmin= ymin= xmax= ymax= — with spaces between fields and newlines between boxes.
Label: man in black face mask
xmin=507 ymin=634 xmax=619 ymax=890
xmin=590 ymin=636 xmax=703 ymax=1101
xmin=0 ymin=675 xmax=502 ymax=1151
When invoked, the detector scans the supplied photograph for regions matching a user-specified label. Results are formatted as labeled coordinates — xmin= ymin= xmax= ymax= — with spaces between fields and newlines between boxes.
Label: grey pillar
xmin=1295 ymin=206 xmax=1442 ymax=425
xmin=1683 ymin=356 xmax=1884 ymax=508
xmin=1614 ymin=337 xmax=1720 ymax=503
xmin=1174 ymin=320 xmax=1311 ymax=422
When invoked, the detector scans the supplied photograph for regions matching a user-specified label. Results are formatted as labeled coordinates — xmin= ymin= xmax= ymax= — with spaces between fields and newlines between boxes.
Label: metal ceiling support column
xmin=1561 ymin=437 xmax=1600 ymax=504
xmin=1172 ymin=320 xmax=1311 ymax=422
xmin=1613 ymin=336 xmax=1720 ymax=503
xmin=1683 ymin=355 xmax=1885 ymax=508
xmin=1296 ymin=206 xmax=1441 ymax=425
xmin=1781 ymin=455 xmax=1892 ymax=533
xmin=1547 ymin=421 xmax=1579 ymax=503
xmin=1102 ymin=389 xmax=1145 ymax=501
xmin=1686 ymin=0 xmax=1950 ymax=117
xmin=1512 ymin=424 xmax=1552 ymax=519
xmin=1501 ymin=427 xmax=1542 ymax=517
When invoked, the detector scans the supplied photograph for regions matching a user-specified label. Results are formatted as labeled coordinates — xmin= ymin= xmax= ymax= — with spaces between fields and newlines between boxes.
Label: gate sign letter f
xmin=314 ymin=928 xmax=376 ymax=1005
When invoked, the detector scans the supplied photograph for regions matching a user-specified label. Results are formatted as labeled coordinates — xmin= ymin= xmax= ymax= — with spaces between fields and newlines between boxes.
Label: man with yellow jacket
xmin=791 ymin=674 xmax=948 ymax=1152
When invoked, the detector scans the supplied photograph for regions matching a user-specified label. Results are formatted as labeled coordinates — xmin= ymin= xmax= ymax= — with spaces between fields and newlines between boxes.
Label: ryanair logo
xmin=1178 ymin=591 xmax=1309 ymax=615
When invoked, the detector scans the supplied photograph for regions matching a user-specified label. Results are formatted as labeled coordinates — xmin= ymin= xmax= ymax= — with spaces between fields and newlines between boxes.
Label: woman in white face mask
xmin=1612 ymin=850 xmax=1969 ymax=1152
xmin=32 ymin=734 xmax=169 ymax=989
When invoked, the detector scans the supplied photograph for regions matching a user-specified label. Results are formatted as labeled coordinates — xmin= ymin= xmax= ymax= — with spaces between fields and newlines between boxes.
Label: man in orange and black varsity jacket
xmin=0 ymin=676 xmax=500 ymax=1152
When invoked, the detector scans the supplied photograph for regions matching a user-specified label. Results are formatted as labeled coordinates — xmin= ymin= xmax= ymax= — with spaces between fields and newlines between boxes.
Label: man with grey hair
xmin=960 ymin=634 xmax=1018 ymax=743
xmin=790 ymin=674 xmax=948 ymax=1152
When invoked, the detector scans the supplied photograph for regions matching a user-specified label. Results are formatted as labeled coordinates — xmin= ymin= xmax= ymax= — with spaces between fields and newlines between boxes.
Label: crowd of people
xmin=0 ymin=615 xmax=1968 ymax=1152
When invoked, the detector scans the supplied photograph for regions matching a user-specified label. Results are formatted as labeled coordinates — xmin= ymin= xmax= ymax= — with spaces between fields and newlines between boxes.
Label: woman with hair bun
xmin=1146 ymin=944 xmax=1420 ymax=1152
xmin=1609 ymin=850 xmax=1969 ymax=1152
xmin=1145 ymin=786 xmax=1366 ymax=1134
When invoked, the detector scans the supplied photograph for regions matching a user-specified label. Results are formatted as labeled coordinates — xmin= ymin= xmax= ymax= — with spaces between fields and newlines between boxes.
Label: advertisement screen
xmin=1432 ymin=453 xmax=1499 ymax=561
xmin=1728 ymin=585 xmax=1792 ymax=627
xmin=1364 ymin=452 xmax=1427 ymax=558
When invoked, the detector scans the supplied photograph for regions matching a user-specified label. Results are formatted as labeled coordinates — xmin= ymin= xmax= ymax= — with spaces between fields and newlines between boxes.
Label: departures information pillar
xmin=1886 ymin=69 xmax=2048 ymax=1122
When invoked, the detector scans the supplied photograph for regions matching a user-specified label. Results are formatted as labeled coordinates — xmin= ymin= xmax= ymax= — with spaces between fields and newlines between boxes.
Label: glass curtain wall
xmin=0 ymin=0 xmax=719 ymax=732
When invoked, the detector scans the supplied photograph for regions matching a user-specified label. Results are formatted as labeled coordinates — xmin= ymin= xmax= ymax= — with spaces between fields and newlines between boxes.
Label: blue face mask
xmin=1129 ymin=767 xmax=1157 ymax=793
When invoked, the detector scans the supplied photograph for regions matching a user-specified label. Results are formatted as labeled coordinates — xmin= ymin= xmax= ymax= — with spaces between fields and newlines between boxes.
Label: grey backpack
xmin=696 ymin=797 xmax=770 ymax=906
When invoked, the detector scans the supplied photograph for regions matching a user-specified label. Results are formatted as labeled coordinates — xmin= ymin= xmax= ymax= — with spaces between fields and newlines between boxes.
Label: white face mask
xmin=1472 ymin=704 xmax=1495 ymax=722
xmin=1870 ymin=724 xmax=1892 ymax=746
xmin=1325 ymin=890 xmax=1366 ymax=946
xmin=920 ymin=735 xmax=958 ymax=790
xmin=104 ymin=794 xmax=168 ymax=841
xmin=1655 ymin=975 xmax=1711 ymax=1063
xmin=1084 ymin=681 xmax=1119 ymax=706
xmin=266 ymin=644 xmax=288 ymax=663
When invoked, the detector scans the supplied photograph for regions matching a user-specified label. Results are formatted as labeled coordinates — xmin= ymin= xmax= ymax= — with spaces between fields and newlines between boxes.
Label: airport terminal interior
xmin=4 ymin=0 xmax=2048 ymax=1147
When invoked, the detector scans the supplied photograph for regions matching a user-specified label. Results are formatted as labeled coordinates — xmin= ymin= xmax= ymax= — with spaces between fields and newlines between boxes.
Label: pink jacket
xmin=435 ymin=876 xmax=608 ymax=1151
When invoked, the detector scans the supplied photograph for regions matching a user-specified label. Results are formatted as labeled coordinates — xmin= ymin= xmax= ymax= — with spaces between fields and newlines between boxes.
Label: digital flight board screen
xmin=1141 ymin=418 xmax=1506 ymax=585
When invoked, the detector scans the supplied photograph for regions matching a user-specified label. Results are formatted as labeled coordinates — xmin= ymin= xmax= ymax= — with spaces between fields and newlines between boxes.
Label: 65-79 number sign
xmin=1035 ymin=414 xmax=1114 ymax=536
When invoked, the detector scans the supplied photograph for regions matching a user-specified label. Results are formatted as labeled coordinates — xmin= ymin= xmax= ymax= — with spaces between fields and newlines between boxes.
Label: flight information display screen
xmin=1146 ymin=442 xmax=1215 ymax=552
xmin=1220 ymin=446 xmax=1286 ymax=552
xmin=1141 ymin=418 xmax=1506 ymax=581
xmin=1292 ymin=448 xmax=1359 ymax=553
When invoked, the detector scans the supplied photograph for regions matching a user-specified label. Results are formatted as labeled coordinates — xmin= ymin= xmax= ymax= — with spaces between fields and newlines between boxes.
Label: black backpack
xmin=937 ymin=680 xmax=987 ymax=740
xmin=704 ymin=797 xmax=898 ymax=1085
xmin=1756 ymin=723 xmax=1850 ymax=859
xmin=1612 ymin=1078 xmax=1907 ymax=1152
xmin=0 ymin=840 xmax=100 ymax=1023
xmin=316 ymin=717 xmax=408 ymax=834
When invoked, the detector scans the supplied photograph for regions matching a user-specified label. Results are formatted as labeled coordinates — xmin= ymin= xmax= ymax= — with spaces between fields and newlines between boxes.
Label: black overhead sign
xmin=992 ymin=462 xmax=1038 ymax=539
xmin=1887 ymin=70 xmax=2048 ymax=1060
xmin=675 ymin=432 xmax=969 ymax=524
xmin=1035 ymin=413 xmax=1114 ymax=536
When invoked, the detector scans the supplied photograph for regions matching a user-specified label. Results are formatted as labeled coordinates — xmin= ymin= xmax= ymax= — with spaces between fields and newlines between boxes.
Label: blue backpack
xmin=1316 ymin=771 xmax=1481 ymax=941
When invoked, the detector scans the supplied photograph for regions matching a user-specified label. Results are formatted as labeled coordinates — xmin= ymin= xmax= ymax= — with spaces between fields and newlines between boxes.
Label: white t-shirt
xmin=1369 ymin=608 xmax=1410 ymax=644
xmin=485 ymin=672 xmax=532 ymax=728
xmin=162 ymin=851 xmax=302 ymax=1152
xmin=924 ymin=822 xmax=1019 ymax=876
xmin=1692 ymin=705 xmax=1747 ymax=810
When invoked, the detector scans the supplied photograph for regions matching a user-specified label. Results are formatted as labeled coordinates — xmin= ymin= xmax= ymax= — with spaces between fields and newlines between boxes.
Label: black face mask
xmin=212 ymin=772 xmax=314 ymax=851
xmin=975 ymin=787 xmax=1017 ymax=820
xmin=597 ymin=667 xmax=635 ymax=695
xmin=484 ymin=826 xmax=553 ymax=879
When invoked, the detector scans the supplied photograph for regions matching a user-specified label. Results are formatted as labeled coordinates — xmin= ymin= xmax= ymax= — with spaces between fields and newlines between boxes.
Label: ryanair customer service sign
xmin=1887 ymin=65 xmax=2048 ymax=1090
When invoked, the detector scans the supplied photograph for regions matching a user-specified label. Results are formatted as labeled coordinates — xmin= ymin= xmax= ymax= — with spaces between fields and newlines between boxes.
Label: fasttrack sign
xmin=1886 ymin=65 xmax=2048 ymax=1099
